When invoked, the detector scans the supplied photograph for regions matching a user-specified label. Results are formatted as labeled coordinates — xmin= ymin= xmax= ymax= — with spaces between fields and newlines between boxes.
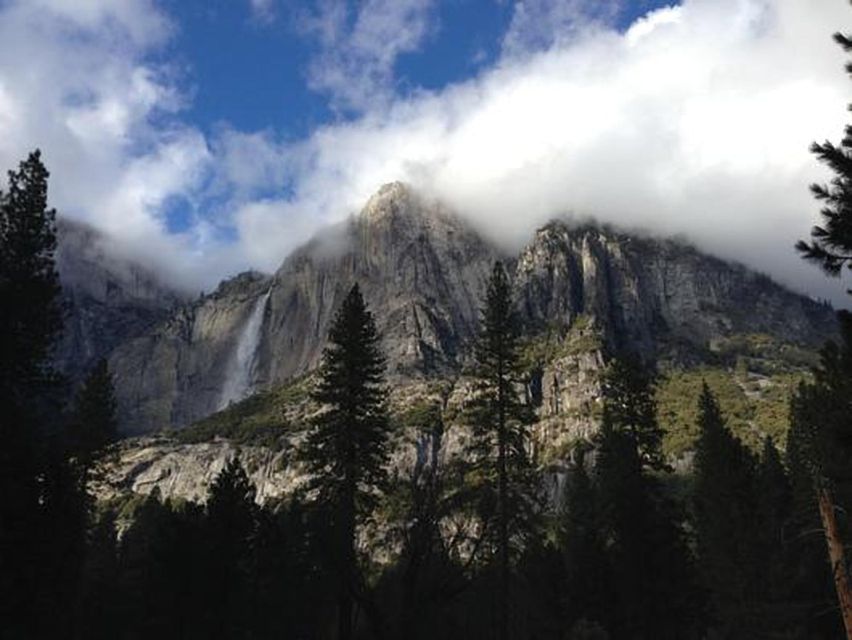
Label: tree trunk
xmin=339 ymin=476 xmax=356 ymax=640
xmin=498 ymin=369 xmax=509 ymax=640
xmin=817 ymin=484 xmax=852 ymax=640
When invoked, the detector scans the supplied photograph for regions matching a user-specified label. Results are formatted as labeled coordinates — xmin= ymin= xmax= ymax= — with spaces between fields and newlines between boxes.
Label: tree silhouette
xmin=693 ymin=383 xmax=761 ymax=635
xmin=0 ymin=150 xmax=63 ymax=637
xmin=790 ymin=312 xmax=852 ymax=637
xmin=69 ymin=358 xmax=118 ymax=466
xmin=465 ymin=261 xmax=537 ymax=640
xmin=205 ymin=457 xmax=258 ymax=638
xmin=595 ymin=360 xmax=701 ymax=639
xmin=301 ymin=283 xmax=390 ymax=640
xmin=797 ymin=32 xmax=852 ymax=282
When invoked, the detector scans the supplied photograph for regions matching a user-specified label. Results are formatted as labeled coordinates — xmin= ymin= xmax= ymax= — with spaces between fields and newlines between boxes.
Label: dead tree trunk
xmin=817 ymin=484 xmax=852 ymax=640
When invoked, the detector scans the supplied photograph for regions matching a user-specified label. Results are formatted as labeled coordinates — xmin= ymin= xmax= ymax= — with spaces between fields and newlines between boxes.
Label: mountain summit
xmin=93 ymin=183 xmax=834 ymax=434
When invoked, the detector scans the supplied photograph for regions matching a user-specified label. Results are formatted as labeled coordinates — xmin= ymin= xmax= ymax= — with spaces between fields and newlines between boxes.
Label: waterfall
xmin=218 ymin=289 xmax=271 ymax=410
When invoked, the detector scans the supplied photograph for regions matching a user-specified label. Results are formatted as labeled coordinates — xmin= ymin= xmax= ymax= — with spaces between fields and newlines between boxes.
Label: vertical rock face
xmin=104 ymin=183 xmax=836 ymax=435
xmin=54 ymin=219 xmax=187 ymax=388
xmin=110 ymin=272 xmax=272 ymax=434
xmin=260 ymin=182 xmax=498 ymax=383
xmin=514 ymin=222 xmax=835 ymax=361
xmin=110 ymin=183 xmax=499 ymax=433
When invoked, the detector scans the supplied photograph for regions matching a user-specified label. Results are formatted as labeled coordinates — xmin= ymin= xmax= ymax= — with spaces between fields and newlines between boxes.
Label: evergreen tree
xmin=595 ymin=360 xmax=701 ymax=639
xmin=76 ymin=510 xmax=121 ymax=639
xmin=601 ymin=356 xmax=668 ymax=472
xmin=0 ymin=150 xmax=63 ymax=638
xmin=70 ymin=358 xmax=118 ymax=465
xmin=558 ymin=448 xmax=610 ymax=633
xmin=205 ymin=458 xmax=258 ymax=639
xmin=797 ymin=31 xmax=852 ymax=280
xmin=301 ymin=283 xmax=390 ymax=640
xmin=0 ymin=150 xmax=61 ymax=408
xmin=465 ymin=261 xmax=537 ymax=640
xmin=693 ymin=383 xmax=762 ymax=635
xmin=789 ymin=312 xmax=852 ymax=637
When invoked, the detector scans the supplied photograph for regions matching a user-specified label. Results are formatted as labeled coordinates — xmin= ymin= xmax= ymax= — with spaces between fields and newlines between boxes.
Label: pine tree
xmin=205 ymin=458 xmax=258 ymax=638
xmin=301 ymin=283 xmax=390 ymax=640
xmin=0 ymin=150 xmax=63 ymax=637
xmin=693 ymin=383 xmax=762 ymax=635
xmin=0 ymin=150 xmax=61 ymax=407
xmin=465 ymin=261 xmax=537 ymax=640
xmin=797 ymin=32 xmax=852 ymax=280
xmin=595 ymin=360 xmax=701 ymax=639
xmin=789 ymin=311 xmax=852 ymax=637
xmin=70 ymin=358 xmax=118 ymax=465
xmin=559 ymin=448 xmax=610 ymax=633
xmin=601 ymin=356 xmax=668 ymax=472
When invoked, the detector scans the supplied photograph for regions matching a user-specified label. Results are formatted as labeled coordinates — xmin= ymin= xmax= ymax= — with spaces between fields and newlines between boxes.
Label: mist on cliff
xmin=238 ymin=0 xmax=849 ymax=305
xmin=0 ymin=0 xmax=850 ymax=303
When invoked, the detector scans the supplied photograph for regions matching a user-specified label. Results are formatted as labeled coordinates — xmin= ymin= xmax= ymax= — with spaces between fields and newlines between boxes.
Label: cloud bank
xmin=0 ymin=0 xmax=849 ymax=305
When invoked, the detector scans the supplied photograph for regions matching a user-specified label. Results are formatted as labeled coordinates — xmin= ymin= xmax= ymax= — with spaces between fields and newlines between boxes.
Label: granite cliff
xmin=87 ymin=183 xmax=837 ymax=504
xmin=106 ymin=182 xmax=834 ymax=436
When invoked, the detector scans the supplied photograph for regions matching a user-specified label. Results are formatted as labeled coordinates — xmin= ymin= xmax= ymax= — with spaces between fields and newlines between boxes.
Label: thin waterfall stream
xmin=218 ymin=289 xmax=271 ymax=409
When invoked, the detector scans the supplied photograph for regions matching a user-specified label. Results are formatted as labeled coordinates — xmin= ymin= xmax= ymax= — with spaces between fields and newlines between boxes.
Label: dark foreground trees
xmin=0 ymin=150 xmax=68 ymax=638
xmin=465 ymin=261 xmax=538 ymax=640
xmin=302 ymin=283 xmax=391 ymax=640
xmin=796 ymin=16 xmax=852 ymax=639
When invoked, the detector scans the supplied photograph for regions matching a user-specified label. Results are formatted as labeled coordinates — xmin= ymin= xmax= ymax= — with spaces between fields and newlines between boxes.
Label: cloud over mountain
xmin=0 ymin=0 xmax=849 ymax=303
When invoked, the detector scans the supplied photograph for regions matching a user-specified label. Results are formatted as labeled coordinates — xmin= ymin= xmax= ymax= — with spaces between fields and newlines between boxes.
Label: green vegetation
xmin=519 ymin=314 xmax=603 ymax=373
xmin=172 ymin=374 xmax=314 ymax=446
xmin=657 ymin=367 xmax=809 ymax=457
xmin=711 ymin=333 xmax=820 ymax=373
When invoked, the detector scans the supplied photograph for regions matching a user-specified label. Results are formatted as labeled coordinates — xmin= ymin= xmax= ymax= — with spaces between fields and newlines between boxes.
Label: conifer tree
xmin=302 ymin=283 xmax=390 ymax=640
xmin=693 ymin=383 xmax=761 ymax=635
xmin=595 ymin=360 xmax=701 ymax=639
xmin=797 ymin=31 xmax=852 ymax=280
xmin=789 ymin=312 xmax=852 ymax=637
xmin=559 ymin=449 xmax=610 ymax=633
xmin=465 ymin=261 xmax=537 ymax=640
xmin=70 ymin=358 xmax=118 ymax=465
xmin=600 ymin=356 xmax=667 ymax=472
xmin=205 ymin=458 xmax=258 ymax=638
xmin=0 ymin=150 xmax=62 ymax=637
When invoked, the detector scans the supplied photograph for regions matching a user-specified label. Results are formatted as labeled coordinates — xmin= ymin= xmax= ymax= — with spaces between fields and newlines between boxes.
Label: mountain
xmin=103 ymin=182 xmax=835 ymax=436
xmin=54 ymin=218 xmax=187 ymax=389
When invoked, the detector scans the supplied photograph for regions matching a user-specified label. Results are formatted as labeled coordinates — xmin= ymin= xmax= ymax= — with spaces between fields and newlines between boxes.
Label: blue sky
xmin=0 ymin=0 xmax=849 ymax=303
xmin=166 ymin=1 xmax=674 ymax=135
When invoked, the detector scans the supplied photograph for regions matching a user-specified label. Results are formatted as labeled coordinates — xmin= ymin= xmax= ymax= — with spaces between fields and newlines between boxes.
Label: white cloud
xmin=236 ymin=0 xmax=852 ymax=304
xmin=0 ymin=0 xmax=850 ymax=307
xmin=299 ymin=0 xmax=437 ymax=112
xmin=501 ymin=0 xmax=621 ymax=57
xmin=249 ymin=0 xmax=276 ymax=22
xmin=0 ymin=0 xmax=237 ymax=289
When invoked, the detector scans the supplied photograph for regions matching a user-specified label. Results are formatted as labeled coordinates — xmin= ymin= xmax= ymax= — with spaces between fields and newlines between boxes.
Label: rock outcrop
xmin=55 ymin=218 xmax=186 ymax=389
xmin=104 ymin=183 xmax=835 ymax=436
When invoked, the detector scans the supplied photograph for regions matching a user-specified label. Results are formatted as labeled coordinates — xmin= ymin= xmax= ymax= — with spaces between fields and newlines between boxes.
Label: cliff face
xmin=54 ymin=219 xmax=186 ymax=389
xmin=515 ymin=222 xmax=835 ymax=357
xmin=105 ymin=182 xmax=835 ymax=435
xmin=111 ymin=183 xmax=499 ymax=433
xmin=109 ymin=272 xmax=272 ymax=434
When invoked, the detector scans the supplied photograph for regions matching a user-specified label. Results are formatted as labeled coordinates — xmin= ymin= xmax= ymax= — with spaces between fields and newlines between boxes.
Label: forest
xmin=3 ymin=15 xmax=852 ymax=640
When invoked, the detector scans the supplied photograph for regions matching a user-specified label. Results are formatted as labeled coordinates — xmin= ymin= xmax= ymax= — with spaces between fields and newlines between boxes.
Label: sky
xmin=0 ymin=0 xmax=849 ymax=304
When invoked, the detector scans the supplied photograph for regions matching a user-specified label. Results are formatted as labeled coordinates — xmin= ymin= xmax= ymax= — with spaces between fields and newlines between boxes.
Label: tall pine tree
xmin=693 ymin=383 xmax=762 ymax=635
xmin=465 ymin=260 xmax=537 ymax=640
xmin=794 ymin=14 xmax=852 ymax=638
xmin=0 ymin=150 xmax=63 ymax=638
xmin=69 ymin=358 xmax=118 ymax=465
xmin=797 ymin=30 xmax=852 ymax=280
xmin=789 ymin=312 xmax=852 ymax=637
xmin=595 ymin=358 xmax=701 ymax=639
xmin=302 ymin=283 xmax=390 ymax=640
